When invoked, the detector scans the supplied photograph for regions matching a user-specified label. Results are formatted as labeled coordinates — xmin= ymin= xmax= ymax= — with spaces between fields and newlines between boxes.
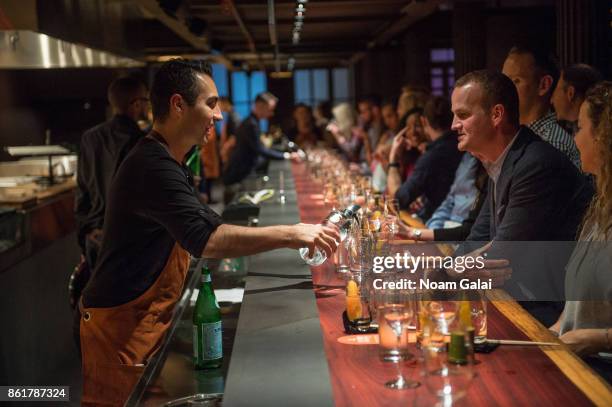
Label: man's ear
xmin=169 ymin=94 xmax=183 ymax=114
xmin=538 ymin=75 xmax=554 ymax=97
xmin=491 ymin=104 xmax=504 ymax=127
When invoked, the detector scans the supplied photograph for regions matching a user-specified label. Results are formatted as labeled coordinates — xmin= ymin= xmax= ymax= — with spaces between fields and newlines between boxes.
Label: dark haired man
xmin=387 ymin=96 xmax=463 ymax=220
xmin=222 ymin=92 xmax=298 ymax=190
xmin=78 ymin=59 xmax=338 ymax=406
xmin=450 ymin=70 xmax=592 ymax=324
xmin=75 ymin=75 xmax=149 ymax=270
xmin=551 ymin=63 xmax=602 ymax=135
xmin=502 ymin=45 xmax=580 ymax=167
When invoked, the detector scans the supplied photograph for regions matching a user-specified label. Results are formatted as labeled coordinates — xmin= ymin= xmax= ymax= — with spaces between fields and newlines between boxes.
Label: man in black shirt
xmin=387 ymin=96 xmax=463 ymax=221
xmin=75 ymin=76 xmax=149 ymax=269
xmin=78 ymin=59 xmax=338 ymax=406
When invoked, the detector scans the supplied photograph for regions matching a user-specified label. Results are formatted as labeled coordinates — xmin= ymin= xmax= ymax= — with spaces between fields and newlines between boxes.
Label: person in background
xmin=397 ymin=84 xmax=429 ymax=128
xmin=219 ymin=97 xmax=240 ymax=167
xmin=314 ymin=101 xmax=333 ymax=133
xmin=75 ymin=75 xmax=149 ymax=272
xmin=200 ymin=125 xmax=220 ymax=203
xmin=314 ymin=100 xmax=336 ymax=148
xmin=398 ymin=108 xmax=427 ymax=182
xmin=287 ymin=103 xmax=320 ymax=147
xmin=78 ymin=59 xmax=339 ymax=406
xmin=328 ymin=102 xmax=359 ymax=161
xmin=387 ymin=96 xmax=463 ymax=220
xmin=354 ymin=96 xmax=383 ymax=165
xmin=371 ymin=102 xmax=400 ymax=192
xmin=222 ymin=92 xmax=299 ymax=192
xmin=502 ymin=44 xmax=581 ymax=168
xmin=403 ymin=153 xmax=485 ymax=242
xmin=551 ymin=63 xmax=602 ymax=136
xmin=550 ymin=81 xmax=612 ymax=383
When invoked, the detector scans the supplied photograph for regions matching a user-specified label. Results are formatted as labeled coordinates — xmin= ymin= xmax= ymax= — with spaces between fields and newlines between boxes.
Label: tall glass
xmin=421 ymin=330 xmax=476 ymax=406
xmin=346 ymin=273 xmax=371 ymax=329
xmin=379 ymin=303 xmax=420 ymax=389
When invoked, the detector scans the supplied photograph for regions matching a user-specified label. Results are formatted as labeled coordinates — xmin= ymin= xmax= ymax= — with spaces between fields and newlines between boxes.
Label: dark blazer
xmin=467 ymin=126 xmax=592 ymax=243
xmin=464 ymin=126 xmax=593 ymax=304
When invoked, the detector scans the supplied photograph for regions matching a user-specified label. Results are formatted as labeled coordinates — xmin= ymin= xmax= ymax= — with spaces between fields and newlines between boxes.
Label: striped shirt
xmin=528 ymin=111 xmax=581 ymax=168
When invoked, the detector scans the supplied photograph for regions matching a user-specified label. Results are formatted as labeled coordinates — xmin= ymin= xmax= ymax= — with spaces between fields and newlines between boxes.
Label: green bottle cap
xmin=448 ymin=331 xmax=468 ymax=365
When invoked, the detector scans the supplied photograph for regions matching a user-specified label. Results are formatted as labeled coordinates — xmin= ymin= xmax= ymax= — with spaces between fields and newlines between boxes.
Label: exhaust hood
xmin=0 ymin=30 xmax=144 ymax=69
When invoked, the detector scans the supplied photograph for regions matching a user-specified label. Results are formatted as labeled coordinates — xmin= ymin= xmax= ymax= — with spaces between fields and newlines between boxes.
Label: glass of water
xmin=379 ymin=303 xmax=420 ymax=389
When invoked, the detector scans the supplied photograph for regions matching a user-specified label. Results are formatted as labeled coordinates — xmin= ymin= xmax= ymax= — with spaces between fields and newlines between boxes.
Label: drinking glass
xmin=348 ymin=235 xmax=374 ymax=274
xmin=346 ymin=273 xmax=371 ymax=330
xmin=419 ymin=299 xmax=459 ymax=350
xmin=379 ymin=303 xmax=420 ymax=389
xmin=421 ymin=333 xmax=476 ymax=406
xmin=384 ymin=198 xmax=400 ymax=217
xmin=469 ymin=291 xmax=487 ymax=344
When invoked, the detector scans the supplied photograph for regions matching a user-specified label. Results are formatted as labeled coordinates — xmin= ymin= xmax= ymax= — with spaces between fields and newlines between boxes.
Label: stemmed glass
xmin=379 ymin=303 xmax=420 ymax=389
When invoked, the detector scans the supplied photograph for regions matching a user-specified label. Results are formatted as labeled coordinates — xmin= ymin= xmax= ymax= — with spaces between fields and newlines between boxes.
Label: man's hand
xmin=559 ymin=329 xmax=609 ymax=356
xmin=446 ymin=242 xmax=512 ymax=287
xmin=288 ymin=223 xmax=340 ymax=259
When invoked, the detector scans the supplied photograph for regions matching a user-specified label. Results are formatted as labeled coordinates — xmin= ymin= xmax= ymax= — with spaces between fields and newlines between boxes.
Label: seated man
xmin=551 ymin=63 xmax=602 ymax=136
xmin=502 ymin=44 xmax=581 ymax=168
xmin=403 ymin=153 xmax=487 ymax=242
xmin=387 ymin=96 xmax=463 ymax=221
xmin=450 ymin=70 xmax=593 ymax=324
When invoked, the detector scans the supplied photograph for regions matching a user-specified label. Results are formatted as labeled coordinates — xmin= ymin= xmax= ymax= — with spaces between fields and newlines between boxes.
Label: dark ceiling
xmin=135 ymin=0 xmax=441 ymax=70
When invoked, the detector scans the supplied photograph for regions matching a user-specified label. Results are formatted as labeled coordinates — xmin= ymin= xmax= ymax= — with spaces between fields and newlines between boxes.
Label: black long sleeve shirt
xmin=74 ymin=114 xmax=145 ymax=250
xmin=222 ymin=114 xmax=285 ymax=185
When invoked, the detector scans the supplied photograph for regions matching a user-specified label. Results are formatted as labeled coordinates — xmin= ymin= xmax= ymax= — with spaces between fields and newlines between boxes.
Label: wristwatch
xmin=412 ymin=229 xmax=422 ymax=240
xmin=387 ymin=162 xmax=400 ymax=170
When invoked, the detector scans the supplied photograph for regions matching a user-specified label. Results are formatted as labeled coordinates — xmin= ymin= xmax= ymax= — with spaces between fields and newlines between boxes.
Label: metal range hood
xmin=0 ymin=30 xmax=144 ymax=69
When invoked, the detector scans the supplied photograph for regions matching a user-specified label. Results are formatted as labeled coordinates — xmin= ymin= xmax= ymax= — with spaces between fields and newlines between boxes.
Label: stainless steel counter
xmin=222 ymin=161 xmax=334 ymax=407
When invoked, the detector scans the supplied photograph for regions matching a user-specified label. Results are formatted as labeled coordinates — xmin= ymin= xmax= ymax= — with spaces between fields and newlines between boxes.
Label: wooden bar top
xmin=291 ymin=162 xmax=612 ymax=407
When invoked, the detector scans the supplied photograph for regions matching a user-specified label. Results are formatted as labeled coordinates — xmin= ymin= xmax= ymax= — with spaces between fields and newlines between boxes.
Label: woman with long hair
xmin=551 ymin=81 xmax=612 ymax=380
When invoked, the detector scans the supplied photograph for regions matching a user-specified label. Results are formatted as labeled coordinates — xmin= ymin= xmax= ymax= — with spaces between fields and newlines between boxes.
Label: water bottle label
xmin=193 ymin=321 xmax=222 ymax=360
xmin=201 ymin=273 xmax=211 ymax=283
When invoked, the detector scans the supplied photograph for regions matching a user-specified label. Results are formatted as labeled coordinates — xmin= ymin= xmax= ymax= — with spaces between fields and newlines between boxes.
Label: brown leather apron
xmin=79 ymin=243 xmax=190 ymax=406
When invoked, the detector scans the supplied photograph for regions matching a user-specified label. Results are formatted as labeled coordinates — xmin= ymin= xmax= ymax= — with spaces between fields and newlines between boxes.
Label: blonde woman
xmin=551 ymin=82 xmax=612 ymax=369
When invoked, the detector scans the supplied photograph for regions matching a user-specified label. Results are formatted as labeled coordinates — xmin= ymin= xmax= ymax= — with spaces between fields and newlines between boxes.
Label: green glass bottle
xmin=193 ymin=266 xmax=222 ymax=369
xmin=186 ymin=146 xmax=201 ymax=177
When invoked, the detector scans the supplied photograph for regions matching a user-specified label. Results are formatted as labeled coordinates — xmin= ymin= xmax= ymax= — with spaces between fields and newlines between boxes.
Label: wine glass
xmin=379 ymin=303 xmax=420 ymax=389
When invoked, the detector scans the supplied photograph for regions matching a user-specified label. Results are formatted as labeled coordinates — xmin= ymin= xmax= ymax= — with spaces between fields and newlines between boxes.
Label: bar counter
xmin=126 ymin=160 xmax=612 ymax=406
